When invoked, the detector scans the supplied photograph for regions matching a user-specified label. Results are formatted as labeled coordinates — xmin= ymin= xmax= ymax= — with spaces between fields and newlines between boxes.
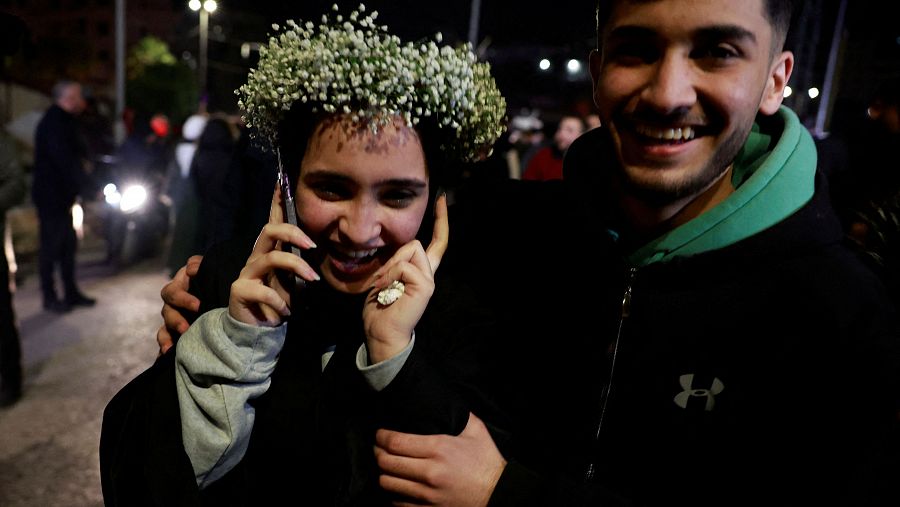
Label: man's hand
xmin=157 ymin=255 xmax=203 ymax=355
xmin=374 ymin=412 xmax=506 ymax=507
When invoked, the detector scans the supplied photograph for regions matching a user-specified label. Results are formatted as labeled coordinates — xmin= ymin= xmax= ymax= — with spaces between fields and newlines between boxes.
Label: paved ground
xmin=0 ymin=232 xmax=169 ymax=506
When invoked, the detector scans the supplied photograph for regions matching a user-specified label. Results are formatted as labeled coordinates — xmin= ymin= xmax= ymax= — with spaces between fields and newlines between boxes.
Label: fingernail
xmin=294 ymin=234 xmax=313 ymax=249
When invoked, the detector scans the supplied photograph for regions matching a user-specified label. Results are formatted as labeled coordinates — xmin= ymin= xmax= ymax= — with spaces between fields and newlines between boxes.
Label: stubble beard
xmin=616 ymin=122 xmax=750 ymax=209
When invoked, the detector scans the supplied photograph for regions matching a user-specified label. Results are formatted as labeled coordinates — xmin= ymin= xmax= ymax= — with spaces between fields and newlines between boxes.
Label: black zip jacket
xmin=447 ymin=129 xmax=900 ymax=507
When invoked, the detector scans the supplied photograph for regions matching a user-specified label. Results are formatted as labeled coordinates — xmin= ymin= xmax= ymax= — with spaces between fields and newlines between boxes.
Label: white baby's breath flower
xmin=236 ymin=3 xmax=506 ymax=162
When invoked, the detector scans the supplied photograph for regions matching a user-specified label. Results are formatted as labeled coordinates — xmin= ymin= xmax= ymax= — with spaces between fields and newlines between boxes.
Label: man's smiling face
xmin=591 ymin=0 xmax=791 ymax=206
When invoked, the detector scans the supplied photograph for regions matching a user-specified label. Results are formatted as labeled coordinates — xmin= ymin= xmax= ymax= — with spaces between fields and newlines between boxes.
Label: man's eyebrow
xmin=606 ymin=24 xmax=757 ymax=45
xmin=694 ymin=25 xmax=758 ymax=45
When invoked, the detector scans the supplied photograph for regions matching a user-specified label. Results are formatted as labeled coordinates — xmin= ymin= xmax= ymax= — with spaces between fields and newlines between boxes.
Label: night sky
xmin=222 ymin=0 xmax=596 ymax=47
xmin=193 ymin=0 xmax=597 ymax=117
xmin=193 ymin=1 xmax=899 ymax=124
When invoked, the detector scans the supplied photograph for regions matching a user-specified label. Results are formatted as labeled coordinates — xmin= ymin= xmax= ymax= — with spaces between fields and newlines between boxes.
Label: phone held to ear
xmin=277 ymin=151 xmax=307 ymax=291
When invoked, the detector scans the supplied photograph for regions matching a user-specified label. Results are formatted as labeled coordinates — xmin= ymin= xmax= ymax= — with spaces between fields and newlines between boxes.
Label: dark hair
xmin=595 ymin=0 xmax=794 ymax=51
xmin=273 ymin=106 xmax=317 ymax=186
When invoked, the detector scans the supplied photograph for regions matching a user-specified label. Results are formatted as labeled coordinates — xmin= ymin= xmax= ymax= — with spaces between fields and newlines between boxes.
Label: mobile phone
xmin=276 ymin=149 xmax=307 ymax=290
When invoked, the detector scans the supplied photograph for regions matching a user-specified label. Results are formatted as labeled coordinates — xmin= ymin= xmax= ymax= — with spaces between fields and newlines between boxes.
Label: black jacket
xmin=32 ymin=104 xmax=87 ymax=215
xmin=100 ymin=236 xmax=506 ymax=506
xmin=453 ymin=129 xmax=900 ymax=506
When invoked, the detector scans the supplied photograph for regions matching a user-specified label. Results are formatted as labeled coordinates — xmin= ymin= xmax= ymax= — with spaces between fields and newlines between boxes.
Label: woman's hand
xmin=363 ymin=194 xmax=449 ymax=363
xmin=228 ymin=184 xmax=320 ymax=327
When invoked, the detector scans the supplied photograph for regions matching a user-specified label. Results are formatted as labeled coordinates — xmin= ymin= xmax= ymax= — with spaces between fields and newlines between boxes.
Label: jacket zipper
xmin=584 ymin=266 xmax=636 ymax=482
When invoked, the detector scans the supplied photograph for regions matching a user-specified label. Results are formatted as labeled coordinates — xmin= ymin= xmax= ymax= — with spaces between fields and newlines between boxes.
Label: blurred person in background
xmin=165 ymin=114 xmax=208 ymax=278
xmin=116 ymin=112 xmax=172 ymax=179
xmin=521 ymin=114 xmax=586 ymax=181
xmin=819 ymin=80 xmax=900 ymax=232
xmin=840 ymin=79 xmax=900 ymax=306
xmin=504 ymin=111 xmax=545 ymax=179
xmin=190 ymin=115 xmax=237 ymax=252
xmin=207 ymin=120 xmax=279 ymax=251
xmin=0 ymin=128 xmax=25 ymax=407
xmin=0 ymin=11 xmax=26 ymax=408
xmin=32 ymin=80 xmax=95 ymax=313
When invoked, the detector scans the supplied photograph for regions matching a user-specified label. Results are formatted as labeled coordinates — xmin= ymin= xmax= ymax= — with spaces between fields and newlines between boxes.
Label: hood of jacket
xmin=564 ymin=106 xmax=818 ymax=267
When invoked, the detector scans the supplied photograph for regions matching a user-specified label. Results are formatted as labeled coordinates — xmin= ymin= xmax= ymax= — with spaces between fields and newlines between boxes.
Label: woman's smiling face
xmin=295 ymin=116 xmax=430 ymax=294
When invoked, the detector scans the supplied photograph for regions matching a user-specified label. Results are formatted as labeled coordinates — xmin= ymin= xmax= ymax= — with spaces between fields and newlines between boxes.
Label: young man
xmin=372 ymin=0 xmax=900 ymax=505
xmin=157 ymin=0 xmax=899 ymax=504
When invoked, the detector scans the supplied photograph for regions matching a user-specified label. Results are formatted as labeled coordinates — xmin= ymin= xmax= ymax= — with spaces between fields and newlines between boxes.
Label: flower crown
xmin=236 ymin=4 xmax=507 ymax=162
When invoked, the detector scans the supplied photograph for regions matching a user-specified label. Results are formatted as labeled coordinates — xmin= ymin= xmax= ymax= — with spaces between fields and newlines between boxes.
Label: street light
xmin=189 ymin=0 xmax=217 ymax=95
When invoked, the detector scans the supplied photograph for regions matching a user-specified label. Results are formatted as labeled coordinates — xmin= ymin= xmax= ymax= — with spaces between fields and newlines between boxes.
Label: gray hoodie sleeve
xmin=355 ymin=333 xmax=415 ymax=391
xmin=175 ymin=308 xmax=287 ymax=489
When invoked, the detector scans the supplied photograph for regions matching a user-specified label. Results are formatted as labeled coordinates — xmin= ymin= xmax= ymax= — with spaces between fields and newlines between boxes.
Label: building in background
xmin=1 ymin=0 xmax=180 ymax=100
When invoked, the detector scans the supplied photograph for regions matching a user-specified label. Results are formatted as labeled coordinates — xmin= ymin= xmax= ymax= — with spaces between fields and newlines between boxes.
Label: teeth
xmin=635 ymin=124 xmax=695 ymax=141
xmin=333 ymin=245 xmax=379 ymax=258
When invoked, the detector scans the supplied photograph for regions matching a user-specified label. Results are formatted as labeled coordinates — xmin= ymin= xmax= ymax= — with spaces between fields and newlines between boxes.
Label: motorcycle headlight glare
xmin=119 ymin=184 xmax=148 ymax=213
xmin=104 ymin=183 xmax=122 ymax=206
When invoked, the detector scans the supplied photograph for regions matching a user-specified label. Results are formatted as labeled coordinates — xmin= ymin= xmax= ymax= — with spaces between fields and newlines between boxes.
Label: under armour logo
xmin=673 ymin=374 xmax=724 ymax=411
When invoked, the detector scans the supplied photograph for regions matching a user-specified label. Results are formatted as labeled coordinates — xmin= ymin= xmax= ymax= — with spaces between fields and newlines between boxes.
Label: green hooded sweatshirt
xmin=628 ymin=106 xmax=818 ymax=267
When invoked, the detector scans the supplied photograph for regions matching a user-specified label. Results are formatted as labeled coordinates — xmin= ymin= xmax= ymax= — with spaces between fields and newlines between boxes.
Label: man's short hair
xmin=595 ymin=0 xmax=795 ymax=52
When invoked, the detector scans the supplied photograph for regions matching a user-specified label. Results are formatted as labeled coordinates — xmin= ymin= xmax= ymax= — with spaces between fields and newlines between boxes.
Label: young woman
xmin=100 ymin=6 xmax=507 ymax=505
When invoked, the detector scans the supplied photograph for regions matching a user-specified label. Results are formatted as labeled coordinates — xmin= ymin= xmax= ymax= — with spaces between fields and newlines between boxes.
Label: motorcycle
xmin=98 ymin=154 xmax=171 ymax=267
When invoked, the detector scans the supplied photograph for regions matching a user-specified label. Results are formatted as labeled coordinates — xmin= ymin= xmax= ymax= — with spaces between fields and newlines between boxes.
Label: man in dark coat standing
xmin=32 ymin=80 xmax=95 ymax=313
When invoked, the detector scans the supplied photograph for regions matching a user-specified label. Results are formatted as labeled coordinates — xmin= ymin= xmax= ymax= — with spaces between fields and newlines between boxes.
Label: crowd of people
xmin=0 ymin=1 xmax=898 ymax=505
